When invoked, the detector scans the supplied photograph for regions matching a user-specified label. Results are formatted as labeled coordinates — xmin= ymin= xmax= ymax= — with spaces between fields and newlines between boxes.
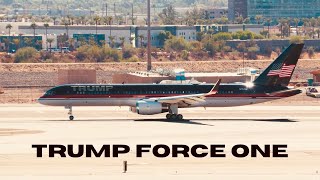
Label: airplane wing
xmin=266 ymin=88 xmax=301 ymax=96
xmin=146 ymin=79 xmax=221 ymax=105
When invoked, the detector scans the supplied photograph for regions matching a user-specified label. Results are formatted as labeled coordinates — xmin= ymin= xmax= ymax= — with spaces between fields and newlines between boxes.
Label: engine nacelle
xmin=131 ymin=100 xmax=163 ymax=115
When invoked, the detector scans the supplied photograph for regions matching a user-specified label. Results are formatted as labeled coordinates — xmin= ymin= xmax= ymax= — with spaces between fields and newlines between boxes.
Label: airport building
xmin=201 ymin=8 xmax=228 ymax=19
xmin=18 ymin=25 xmax=198 ymax=49
xmin=0 ymin=35 xmax=43 ymax=51
xmin=228 ymin=0 xmax=248 ymax=21
xmin=229 ymin=0 xmax=320 ymax=21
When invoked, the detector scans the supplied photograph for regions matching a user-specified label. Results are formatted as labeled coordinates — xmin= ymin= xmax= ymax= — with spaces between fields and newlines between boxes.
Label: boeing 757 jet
xmin=39 ymin=44 xmax=304 ymax=120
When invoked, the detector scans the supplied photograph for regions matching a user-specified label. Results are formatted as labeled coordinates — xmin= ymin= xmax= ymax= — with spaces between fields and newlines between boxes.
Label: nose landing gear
xmin=65 ymin=106 xmax=74 ymax=121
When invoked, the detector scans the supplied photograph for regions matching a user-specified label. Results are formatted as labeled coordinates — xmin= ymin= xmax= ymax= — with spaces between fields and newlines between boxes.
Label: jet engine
xmin=130 ymin=100 xmax=165 ymax=115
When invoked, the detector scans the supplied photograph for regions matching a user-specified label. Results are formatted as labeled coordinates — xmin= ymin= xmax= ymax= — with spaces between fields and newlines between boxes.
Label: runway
xmin=0 ymin=104 xmax=320 ymax=179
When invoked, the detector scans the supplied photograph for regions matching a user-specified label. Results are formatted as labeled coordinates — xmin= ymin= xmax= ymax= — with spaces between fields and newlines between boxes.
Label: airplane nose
xmin=38 ymin=98 xmax=44 ymax=104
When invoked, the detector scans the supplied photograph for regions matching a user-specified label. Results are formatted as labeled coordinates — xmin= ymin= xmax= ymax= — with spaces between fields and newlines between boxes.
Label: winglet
xmin=207 ymin=79 xmax=221 ymax=95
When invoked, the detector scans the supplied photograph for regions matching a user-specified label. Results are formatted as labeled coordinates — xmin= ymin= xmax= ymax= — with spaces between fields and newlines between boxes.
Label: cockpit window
xmin=45 ymin=90 xmax=55 ymax=96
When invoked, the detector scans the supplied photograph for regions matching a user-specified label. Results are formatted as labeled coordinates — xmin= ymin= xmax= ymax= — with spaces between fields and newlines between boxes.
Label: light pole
xmin=147 ymin=0 xmax=152 ymax=71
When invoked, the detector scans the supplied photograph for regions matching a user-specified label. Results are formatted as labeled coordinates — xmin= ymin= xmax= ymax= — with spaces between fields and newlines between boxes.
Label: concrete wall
xmin=112 ymin=73 xmax=171 ymax=84
xmin=58 ymin=69 xmax=96 ymax=85
xmin=226 ymin=39 xmax=320 ymax=52
xmin=314 ymin=74 xmax=320 ymax=83
xmin=113 ymin=73 xmax=252 ymax=84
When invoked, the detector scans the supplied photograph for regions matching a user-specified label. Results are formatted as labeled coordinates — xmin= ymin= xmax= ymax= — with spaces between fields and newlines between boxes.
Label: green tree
xmin=158 ymin=5 xmax=177 ymax=25
xmin=157 ymin=31 xmax=172 ymax=47
xmin=237 ymin=42 xmax=247 ymax=61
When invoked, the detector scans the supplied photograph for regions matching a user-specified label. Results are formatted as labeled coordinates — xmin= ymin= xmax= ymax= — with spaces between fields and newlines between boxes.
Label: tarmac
xmin=0 ymin=104 xmax=320 ymax=179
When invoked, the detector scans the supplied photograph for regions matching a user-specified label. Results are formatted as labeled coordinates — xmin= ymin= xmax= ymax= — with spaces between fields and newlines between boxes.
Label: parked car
xmin=306 ymin=86 xmax=320 ymax=98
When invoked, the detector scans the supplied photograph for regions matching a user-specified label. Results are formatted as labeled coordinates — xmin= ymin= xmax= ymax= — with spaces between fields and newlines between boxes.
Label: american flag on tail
xmin=267 ymin=63 xmax=296 ymax=78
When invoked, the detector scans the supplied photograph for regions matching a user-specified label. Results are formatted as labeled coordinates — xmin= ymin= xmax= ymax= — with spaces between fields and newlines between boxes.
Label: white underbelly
xmin=39 ymin=97 xmax=279 ymax=107
xmin=190 ymin=97 xmax=280 ymax=107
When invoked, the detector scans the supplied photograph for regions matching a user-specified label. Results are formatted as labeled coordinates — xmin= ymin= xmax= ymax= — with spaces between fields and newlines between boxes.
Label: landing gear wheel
xmin=177 ymin=114 xmax=183 ymax=120
xmin=170 ymin=114 xmax=177 ymax=120
xmin=166 ymin=114 xmax=172 ymax=120
xmin=69 ymin=116 xmax=74 ymax=121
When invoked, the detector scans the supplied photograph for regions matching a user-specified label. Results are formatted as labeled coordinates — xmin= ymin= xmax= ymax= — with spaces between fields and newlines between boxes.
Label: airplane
xmin=38 ymin=43 xmax=304 ymax=121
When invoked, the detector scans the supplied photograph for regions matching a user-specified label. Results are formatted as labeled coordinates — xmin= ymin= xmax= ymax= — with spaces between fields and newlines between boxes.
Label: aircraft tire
xmin=69 ymin=116 xmax=74 ymax=121
xmin=166 ymin=114 xmax=172 ymax=120
xmin=177 ymin=114 xmax=183 ymax=120
xmin=171 ymin=114 xmax=177 ymax=120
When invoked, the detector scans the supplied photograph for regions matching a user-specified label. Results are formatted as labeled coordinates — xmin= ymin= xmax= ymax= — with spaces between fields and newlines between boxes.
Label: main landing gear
xmin=65 ymin=106 xmax=74 ymax=121
xmin=166 ymin=104 xmax=184 ymax=120
xmin=166 ymin=113 xmax=184 ymax=120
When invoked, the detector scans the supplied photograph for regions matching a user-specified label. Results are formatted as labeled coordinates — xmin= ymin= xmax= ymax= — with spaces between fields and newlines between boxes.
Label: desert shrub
xmin=290 ymin=36 xmax=304 ymax=44
xmin=40 ymin=51 xmax=53 ymax=61
xmin=122 ymin=47 xmax=136 ymax=59
xmin=202 ymin=39 xmax=219 ymax=57
xmin=232 ymin=30 xmax=262 ymax=40
xmin=212 ymin=32 xmax=232 ymax=41
xmin=14 ymin=47 xmax=38 ymax=63
xmin=75 ymin=45 xmax=90 ymax=61
xmin=164 ymin=36 xmax=190 ymax=52
xmin=181 ymin=50 xmax=189 ymax=60
xmin=109 ymin=49 xmax=122 ymax=62
xmin=189 ymin=41 xmax=202 ymax=52
xmin=307 ymin=46 xmax=315 ymax=58
xmin=138 ymin=48 xmax=146 ymax=58
xmin=122 ymin=55 xmax=140 ymax=62
xmin=75 ymin=45 xmax=123 ymax=62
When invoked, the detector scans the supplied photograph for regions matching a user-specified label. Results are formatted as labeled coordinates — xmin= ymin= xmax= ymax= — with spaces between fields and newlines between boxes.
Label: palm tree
xmin=93 ymin=16 xmax=101 ymax=43
xmin=302 ymin=18 xmax=310 ymax=36
xmin=106 ymin=16 xmax=113 ymax=45
xmin=30 ymin=22 xmax=38 ymax=47
xmin=18 ymin=33 xmax=23 ymax=48
xmin=138 ymin=34 xmax=145 ymax=48
xmin=293 ymin=18 xmax=300 ymax=36
xmin=12 ymin=39 xmax=20 ymax=50
xmin=108 ymin=36 xmax=115 ymax=48
xmin=46 ymin=38 xmax=54 ymax=53
xmin=80 ymin=16 xmax=86 ymax=25
xmin=266 ymin=18 xmax=271 ymax=38
xmin=52 ymin=17 xmax=57 ymax=25
xmin=129 ymin=37 xmax=135 ymax=46
xmin=6 ymin=24 xmax=12 ymax=52
xmin=44 ymin=23 xmax=49 ymax=50
xmin=62 ymin=19 xmax=70 ymax=40
xmin=119 ymin=36 xmax=125 ymax=48
xmin=255 ymin=15 xmax=263 ymax=24
xmin=310 ymin=17 xmax=317 ymax=39
xmin=316 ymin=29 xmax=320 ymax=39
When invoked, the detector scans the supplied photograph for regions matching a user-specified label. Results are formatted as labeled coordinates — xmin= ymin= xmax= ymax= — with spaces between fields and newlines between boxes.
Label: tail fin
xmin=254 ymin=43 xmax=304 ymax=87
